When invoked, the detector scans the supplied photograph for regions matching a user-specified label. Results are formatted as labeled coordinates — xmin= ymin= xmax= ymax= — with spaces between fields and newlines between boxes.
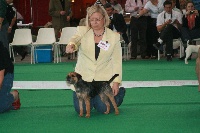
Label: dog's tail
xmin=108 ymin=74 xmax=119 ymax=83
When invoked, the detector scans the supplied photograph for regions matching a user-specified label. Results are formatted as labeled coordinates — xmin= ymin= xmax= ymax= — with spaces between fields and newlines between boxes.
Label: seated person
xmin=109 ymin=0 xmax=123 ymax=14
xmin=154 ymin=0 xmax=182 ymax=61
xmin=104 ymin=3 xmax=129 ymax=45
xmin=180 ymin=1 xmax=200 ymax=59
xmin=181 ymin=1 xmax=200 ymax=44
xmin=0 ymin=41 xmax=21 ymax=113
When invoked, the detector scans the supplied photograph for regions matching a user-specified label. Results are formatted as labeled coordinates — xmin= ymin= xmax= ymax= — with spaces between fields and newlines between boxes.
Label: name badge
xmin=97 ymin=40 xmax=110 ymax=51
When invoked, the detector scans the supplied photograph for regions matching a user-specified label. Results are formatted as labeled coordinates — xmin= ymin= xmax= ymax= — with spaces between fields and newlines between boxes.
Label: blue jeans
xmin=73 ymin=87 xmax=125 ymax=114
xmin=0 ymin=73 xmax=14 ymax=113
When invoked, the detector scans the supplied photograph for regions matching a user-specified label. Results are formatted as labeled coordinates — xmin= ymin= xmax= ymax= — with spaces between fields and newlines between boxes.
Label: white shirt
xmin=157 ymin=10 xmax=182 ymax=29
xmin=144 ymin=0 xmax=165 ymax=18
xmin=125 ymin=0 xmax=149 ymax=17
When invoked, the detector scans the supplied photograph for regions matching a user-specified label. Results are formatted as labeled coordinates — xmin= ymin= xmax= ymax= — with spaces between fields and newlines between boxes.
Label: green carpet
xmin=0 ymin=59 xmax=200 ymax=133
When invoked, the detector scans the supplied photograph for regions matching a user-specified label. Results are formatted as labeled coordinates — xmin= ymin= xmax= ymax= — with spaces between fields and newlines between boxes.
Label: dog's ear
xmin=76 ymin=73 xmax=82 ymax=80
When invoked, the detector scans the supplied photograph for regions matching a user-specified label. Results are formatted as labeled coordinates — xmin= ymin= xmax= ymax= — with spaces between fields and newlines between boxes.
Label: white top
xmin=156 ymin=10 xmax=182 ymax=29
xmin=112 ymin=4 xmax=123 ymax=14
xmin=144 ymin=0 xmax=165 ymax=18
xmin=125 ymin=0 xmax=149 ymax=17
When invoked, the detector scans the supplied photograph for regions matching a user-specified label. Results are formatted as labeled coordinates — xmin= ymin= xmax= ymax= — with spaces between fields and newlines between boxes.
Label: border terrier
xmin=66 ymin=72 xmax=119 ymax=118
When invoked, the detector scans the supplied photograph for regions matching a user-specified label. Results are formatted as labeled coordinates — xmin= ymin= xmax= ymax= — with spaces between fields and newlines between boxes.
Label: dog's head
xmin=66 ymin=72 xmax=82 ymax=85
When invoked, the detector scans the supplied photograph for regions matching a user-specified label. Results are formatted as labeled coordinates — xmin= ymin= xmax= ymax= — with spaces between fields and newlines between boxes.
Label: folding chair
xmin=56 ymin=27 xmax=77 ymax=63
xmin=120 ymin=40 xmax=130 ymax=61
xmin=158 ymin=38 xmax=184 ymax=60
xmin=32 ymin=28 xmax=56 ymax=64
xmin=9 ymin=29 xmax=33 ymax=63
xmin=192 ymin=38 xmax=200 ymax=45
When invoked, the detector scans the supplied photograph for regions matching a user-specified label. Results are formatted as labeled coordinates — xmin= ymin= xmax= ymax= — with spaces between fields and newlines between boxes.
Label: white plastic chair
xmin=120 ymin=40 xmax=130 ymax=61
xmin=9 ymin=29 xmax=33 ymax=63
xmin=158 ymin=38 xmax=184 ymax=60
xmin=32 ymin=28 xmax=56 ymax=64
xmin=56 ymin=27 xmax=77 ymax=63
xmin=193 ymin=38 xmax=200 ymax=45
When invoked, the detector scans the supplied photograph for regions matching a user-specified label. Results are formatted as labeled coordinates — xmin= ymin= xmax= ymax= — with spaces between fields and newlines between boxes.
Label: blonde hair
xmin=85 ymin=5 xmax=110 ymax=28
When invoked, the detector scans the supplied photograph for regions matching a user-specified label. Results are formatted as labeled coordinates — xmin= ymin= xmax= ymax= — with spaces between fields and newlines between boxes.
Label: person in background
xmin=66 ymin=5 xmax=125 ymax=114
xmin=125 ymin=0 xmax=149 ymax=59
xmin=49 ymin=0 xmax=72 ymax=41
xmin=137 ymin=0 xmax=165 ymax=59
xmin=6 ymin=0 xmax=28 ymax=61
xmin=16 ymin=11 xmax=24 ymax=23
xmin=0 ymin=0 xmax=9 ymax=50
xmin=179 ymin=1 xmax=200 ymax=60
xmin=172 ymin=0 xmax=181 ymax=11
xmin=154 ymin=0 xmax=182 ymax=61
xmin=104 ymin=3 xmax=129 ymax=45
xmin=95 ymin=0 xmax=108 ymax=6
xmin=0 ymin=41 xmax=21 ymax=113
xmin=109 ymin=0 xmax=123 ymax=14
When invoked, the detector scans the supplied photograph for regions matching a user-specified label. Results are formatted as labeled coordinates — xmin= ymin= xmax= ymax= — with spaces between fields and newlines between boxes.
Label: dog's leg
xmin=185 ymin=49 xmax=191 ymax=64
xmin=99 ymin=93 xmax=110 ymax=114
xmin=106 ymin=94 xmax=119 ymax=115
xmin=79 ymin=99 xmax=84 ymax=117
xmin=85 ymin=98 xmax=90 ymax=118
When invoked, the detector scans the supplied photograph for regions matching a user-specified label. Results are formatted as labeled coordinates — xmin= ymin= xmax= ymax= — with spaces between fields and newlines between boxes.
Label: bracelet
xmin=9 ymin=26 xmax=12 ymax=28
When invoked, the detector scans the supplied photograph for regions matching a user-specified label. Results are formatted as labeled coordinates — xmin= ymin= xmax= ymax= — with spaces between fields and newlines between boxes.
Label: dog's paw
xmin=115 ymin=111 xmax=119 ymax=115
xmin=104 ymin=111 xmax=109 ymax=114
xmin=185 ymin=59 xmax=188 ymax=64
xmin=85 ymin=114 xmax=90 ymax=118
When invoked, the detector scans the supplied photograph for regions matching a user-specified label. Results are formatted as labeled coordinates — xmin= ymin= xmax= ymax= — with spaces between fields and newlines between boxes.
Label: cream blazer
xmin=68 ymin=26 xmax=122 ymax=84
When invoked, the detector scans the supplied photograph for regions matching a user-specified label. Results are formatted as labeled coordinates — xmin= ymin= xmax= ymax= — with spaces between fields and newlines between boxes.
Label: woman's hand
xmin=112 ymin=82 xmax=119 ymax=96
xmin=66 ymin=44 xmax=75 ymax=53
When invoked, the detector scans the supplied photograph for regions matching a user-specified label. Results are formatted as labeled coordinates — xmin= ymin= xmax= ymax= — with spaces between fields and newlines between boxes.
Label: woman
xmin=0 ymin=41 xmax=21 ymax=113
xmin=0 ymin=0 xmax=9 ymax=50
xmin=66 ymin=5 xmax=125 ymax=114
xmin=181 ymin=1 xmax=200 ymax=44
xmin=179 ymin=1 xmax=200 ymax=60
xmin=137 ymin=0 xmax=165 ymax=59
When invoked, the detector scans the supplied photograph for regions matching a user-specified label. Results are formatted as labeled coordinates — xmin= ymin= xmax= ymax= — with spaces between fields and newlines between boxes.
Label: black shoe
xmin=166 ymin=54 xmax=172 ymax=61
xmin=153 ymin=42 xmax=162 ymax=50
xmin=21 ymin=52 xmax=28 ymax=61
xmin=179 ymin=56 xmax=185 ymax=60
xmin=179 ymin=55 xmax=192 ymax=60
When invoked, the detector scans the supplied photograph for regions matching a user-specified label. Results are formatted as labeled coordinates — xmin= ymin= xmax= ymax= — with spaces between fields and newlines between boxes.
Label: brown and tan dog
xmin=196 ymin=48 xmax=200 ymax=91
xmin=66 ymin=72 xmax=119 ymax=118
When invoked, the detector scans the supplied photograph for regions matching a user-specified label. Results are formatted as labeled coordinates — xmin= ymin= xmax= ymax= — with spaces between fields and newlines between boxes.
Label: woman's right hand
xmin=66 ymin=44 xmax=75 ymax=53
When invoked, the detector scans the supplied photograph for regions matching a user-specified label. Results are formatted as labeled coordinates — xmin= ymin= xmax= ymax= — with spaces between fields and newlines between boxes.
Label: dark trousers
xmin=181 ymin=27 xmax=200 ymax=45
xmin=146 ymin=17 xmax=159 ymax=57
xmin=130 ymin=16 xmax=147 ymax=57
xmin=121 ymin=32 xmax=129 ymax=45
xmin=160 ymin=24 xmax=180 ymax=55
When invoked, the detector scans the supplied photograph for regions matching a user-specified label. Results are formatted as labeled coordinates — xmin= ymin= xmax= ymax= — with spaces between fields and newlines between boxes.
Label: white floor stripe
xmin=12 ymin=80 xmax=199 ymax=89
